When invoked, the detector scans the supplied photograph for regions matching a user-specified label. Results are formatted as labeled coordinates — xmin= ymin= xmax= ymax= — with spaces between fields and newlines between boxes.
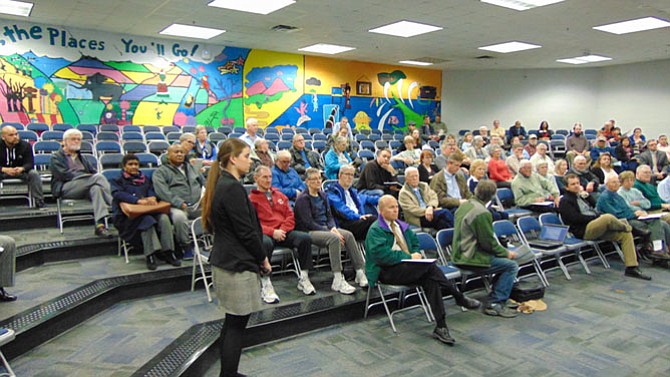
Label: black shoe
xmin=94 ymin=226 xmax=112 ymax=239
xmin=0 ymin=288 xmax=17 ymax=302
xmin=163 ymin=251 xmax=182 ymax=267
xmin=624 ymin=267 xmax=652 ymax=281
xmin=146 ymin=255 xmax=158 ymax=271
xmin=432 ymin=326 xmax=455 ymax=345
xmin=35 ymin=200 xmax=46 ymax=209
xmin=456 ymin=296 xmax=481 ymax=310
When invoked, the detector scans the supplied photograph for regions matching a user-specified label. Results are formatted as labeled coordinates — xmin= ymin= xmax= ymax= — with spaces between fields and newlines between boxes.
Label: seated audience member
xmin=392 ymin=135 xmax=421 ymax=168
xmin=0 ymin=235 xmax=16 ymax=301
xmin=601 ymin=120 xmax=615 ymax=141
xmin=597 ymin=175 xmax=670 ymax=260
xmin=430 ymin=154 xmax=472 ymax=211
xmin=399 ymin=128 xmax=423 ymax=151
xmin=618 ymin=171 xmax=653 ymax=212
xmin=505 ymin=143 xmax=525 ymax=176
xmin=637 ymin=139 xmax=669 ymax=182
xmin=570 ymin=155 xmax=600 ymax=196
xmin=478 ymin=126 xmax=490 ymax=145
xmin=511 ymin=160 xmax=559 ymax=212
xmin=464 ymin=136 xmax=489 ymax=161
xmin=194 ymin=125 xmax=217 ymax=166
xmin=431 ymin=114 xmax=448 ymax=137
xmin=179 ymin=132 xmax=198 ymax=162
xmin=460 ymin=132 xmax=473 ymax=152
xmin=327 ymin=124 xmax=354 ymax=153
xmin=523 ymin=134 xmax=539 ymax=157
xmin=614 ymin=136 xmax=638 ymax=172
xmin=538 ymin=121 xmax=552 ymax=140
xmin=420 ymin=115 xmax=439 ymax=143
xmin=485 ymin=135 xmax=507 ymax=159
xmin=559 ymin=173 xmax=650 ymax=280
xmin=452 ymin=180 xmax=519 ymax=317
xmin=487 ymin=146 xmax=512 ymax=188
xmin=590 ymin=136 xmax=615 ymax=163
xmin=357 ymin=149 xmax=398 ymax=197
xmin=50 ymin=129 xmax=113 ymax=237
xmin=253 ymin=138 xmax=274 ymax=168
xmin=507 ymin=120 xmax=527 ymax=144
xmin=610 ymin=127 xmax=623 ymax=144
xmin=491 ymin=119 xmax=506 ymax=140
xmin=657 ymin=134 xmax=670 ymax=159
xmin=554 ymin=159 xmax=569 ymax=194
xmin=467 ymin=159 xmax=487 ymax=193
xmin=153 ymin=143 xmax=205 ymax=257
xmin=418 ymin=149 xmax=438 ymax=183
xmin=324 ymin=136 xmax=353 ymax=180
xmin=435 ymin=140 xmax=470 ymax=171
xmin=332 ymin=117 xmax=353 ymax=141
xmin=591 ymin=153 xmax=618 ymax=186
xmin=566 ymin=123 xmax=591 ymax=165
xmin=327 ymin=165 xmax=378 ymax=240
xmin=365 ymin=195 xmax=481 ymax=344
xmin=295 ymin=168 xmax=367 ymax=294
xmin=399 ymin=167 xmax=453 ymax=229
xmin=536 ymin=161 xmax=560 ymax=195
xmin=111 ymin=154 xmax=178 ymax=270
xmin=249 ymin=166 xmax=315 ymax=301
xmin=529 ymin=142 xmax=555 ymax=175
xmin=1 ymin=125 xmax=45 ymax=208
xmin=240 ymin=117 xmax=260 ymax=149
xmin=272 ymin=150 xmax=306 ymax=200
xmin=658 ymin=175 xmax=670 ymax=203
xmin=634 ymin=165 xmax=670 ymax=211
xmin=289 ymin=133 xmax=323 ymax=177
xmin=629 ymin=127 xmax=646 ymax=151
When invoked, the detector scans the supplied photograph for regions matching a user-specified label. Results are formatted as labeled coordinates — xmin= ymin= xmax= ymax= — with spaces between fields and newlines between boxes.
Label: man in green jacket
xmin=511 ymin=160 xmax=559 ymax=213
xmin=634 ymin=164 xmax=670 ymax=211
xmin=453 ymin=180 xmax=519 ymax=318
xmin=365 ymin=195 xmax=480 ymax=345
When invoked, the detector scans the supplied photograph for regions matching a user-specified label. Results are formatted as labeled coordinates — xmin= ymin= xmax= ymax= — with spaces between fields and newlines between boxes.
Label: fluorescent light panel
xmin=481 ymin=0 xmax=564 ymax=11
xmin=160 ymin=24 xmax=226 ymax=40
xmin=0 ymin=0 xmax=33 ymax=17
xmin=399 ymin=60 xmax=433 ymax=66
xmin=593 ymin=16 xmax=670 ymax=35
xmin=298 ymin=43 xmax=355 ymax=55
xmin=369 ymin=20 xmax=442 ymax=38
xmin=479 ymin=41 xmax=541 ymax=53
xmin=556 ymin=54 xmax=612 ymax=65
xmin=208 ymin=0 xmax=295 ymax=15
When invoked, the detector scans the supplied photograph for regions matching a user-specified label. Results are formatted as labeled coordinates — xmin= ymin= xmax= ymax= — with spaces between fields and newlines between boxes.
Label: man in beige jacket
xmin=400 ymin=167 xmax=454 ymax=229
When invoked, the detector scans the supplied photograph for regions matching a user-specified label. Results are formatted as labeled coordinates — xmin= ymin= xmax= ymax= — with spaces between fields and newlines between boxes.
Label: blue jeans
xmin=359 ymin=189 xmax=384 ymax=197
xmin=476 ymin=257 xmax=519 ymax=304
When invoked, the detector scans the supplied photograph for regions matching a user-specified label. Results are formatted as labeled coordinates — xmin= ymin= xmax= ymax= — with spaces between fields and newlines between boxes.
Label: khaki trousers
xmin=583 ymin=214 xmax=637 ymax=267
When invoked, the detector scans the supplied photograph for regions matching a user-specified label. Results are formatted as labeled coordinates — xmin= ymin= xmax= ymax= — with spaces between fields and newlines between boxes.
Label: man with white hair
xmin=485 ymin=135 xmax=506 ymax=158
xmin=50 ymin=128 xmax=113 ymax=237
xmin=399 ymin=167 xmax=453 ymax=229
xmin=327 ymin=165 xmax=378 ymax=240
xmin=240 ymin=117 xmax=260 ymax=148
xmin=569 ymin=155 xmax=600 ymax=195
xmin=637 ymin=139 xmax=669 ymax=182
xmin=634 ymin=164 xmax=670 ymax=211
xmin=529 ymin=143 xmax=555 ymax=175
xmin=512 ymin=160 xmax=559 ymax=212
xmin=289 ymin=133 xmax=322 ymax=176
xmin=478 ymin=126 xmax=490 ymax=145
xmin=272 ymin=150 xmax=305 ymax=200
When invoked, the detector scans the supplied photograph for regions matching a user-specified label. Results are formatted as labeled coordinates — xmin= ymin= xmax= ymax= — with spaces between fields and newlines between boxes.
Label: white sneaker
xmin=297 ymin=276 xmax=316 ymax=295
xmin=332 ymin=273 xmax=356 ymax=295
xmin=355 ymin=269 xmax=368 ymax=288
xmin=260 ymin=277 xmax=280 ymax=304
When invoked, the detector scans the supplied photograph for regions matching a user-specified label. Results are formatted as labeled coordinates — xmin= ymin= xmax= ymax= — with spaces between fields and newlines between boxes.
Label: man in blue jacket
xmin=327 ymin=165 xmax=378 ymax=240
xmin=272 ymin=150 xmax=306 ymax=200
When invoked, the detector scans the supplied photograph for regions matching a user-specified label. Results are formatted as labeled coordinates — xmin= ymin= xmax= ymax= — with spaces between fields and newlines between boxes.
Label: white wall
xmin=442 ymin=59 xmax=670 ymax=138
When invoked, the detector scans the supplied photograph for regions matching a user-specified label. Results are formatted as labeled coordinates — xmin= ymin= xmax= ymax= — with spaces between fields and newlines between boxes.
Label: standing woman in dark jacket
xmin=110 ymin=154 xmax=178 ymax=270
xmin=200 ymin=138 xmax=271 ymax=377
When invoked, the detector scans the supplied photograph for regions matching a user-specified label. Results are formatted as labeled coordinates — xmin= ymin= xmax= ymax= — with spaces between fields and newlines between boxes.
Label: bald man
xmin=1 ymin=126 xmax=44 ymax=208
xmin=365 ymin=195 xmax=480 ymax=345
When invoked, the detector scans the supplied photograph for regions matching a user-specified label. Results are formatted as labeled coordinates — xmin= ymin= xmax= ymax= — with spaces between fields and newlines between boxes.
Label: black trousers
xmin=378 ymin=262 xmax=464 ymax=325
xmin=419 ymin=209 xmax=454 ymax=230
xmin=262 ymin=230 xmax=313 ymax=270
xmin=340 ymin=216 xmax=377 ymax=241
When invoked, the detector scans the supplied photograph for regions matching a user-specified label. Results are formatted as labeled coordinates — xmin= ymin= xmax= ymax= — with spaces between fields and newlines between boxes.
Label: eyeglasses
xmin=308 ymin=176 xmax=322 ymax=181
xmin=341 ymin=173 xmax=354 ymax=177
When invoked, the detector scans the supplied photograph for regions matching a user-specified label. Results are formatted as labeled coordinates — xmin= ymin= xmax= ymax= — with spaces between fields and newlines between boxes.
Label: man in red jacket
xmin=249 ymin=165 xmax=315 ymax=303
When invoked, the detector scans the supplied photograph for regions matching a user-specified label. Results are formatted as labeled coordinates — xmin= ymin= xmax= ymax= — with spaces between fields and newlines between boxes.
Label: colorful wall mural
xmin=0 ymin=20 xmax=441 ymax=132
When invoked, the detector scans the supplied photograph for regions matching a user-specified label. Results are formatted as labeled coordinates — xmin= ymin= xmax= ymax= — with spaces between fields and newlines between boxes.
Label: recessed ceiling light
xmin=478 ymin=41 xmax=541 ymax=53
xmin=298 ymin=43 xmax=355 ymax=55
xmin=556 ymin=54 xmax=612 ymax=65
xmin=208 ymin=0 xmax=295 ymax=15
xmin=480 ymin=0 xmax=564 ymax=11
xmin=593 ymin=16 xmax=670 ymax=35
xmin=160 ymin=24 xmax=226 ymax=40
xmin=399 ymin=60 xmax=433 ymax=66
xmin=0 ymin=0 xmax=33 ymax=17
xmin=369 ymin=20 xmax=442 ymax=38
